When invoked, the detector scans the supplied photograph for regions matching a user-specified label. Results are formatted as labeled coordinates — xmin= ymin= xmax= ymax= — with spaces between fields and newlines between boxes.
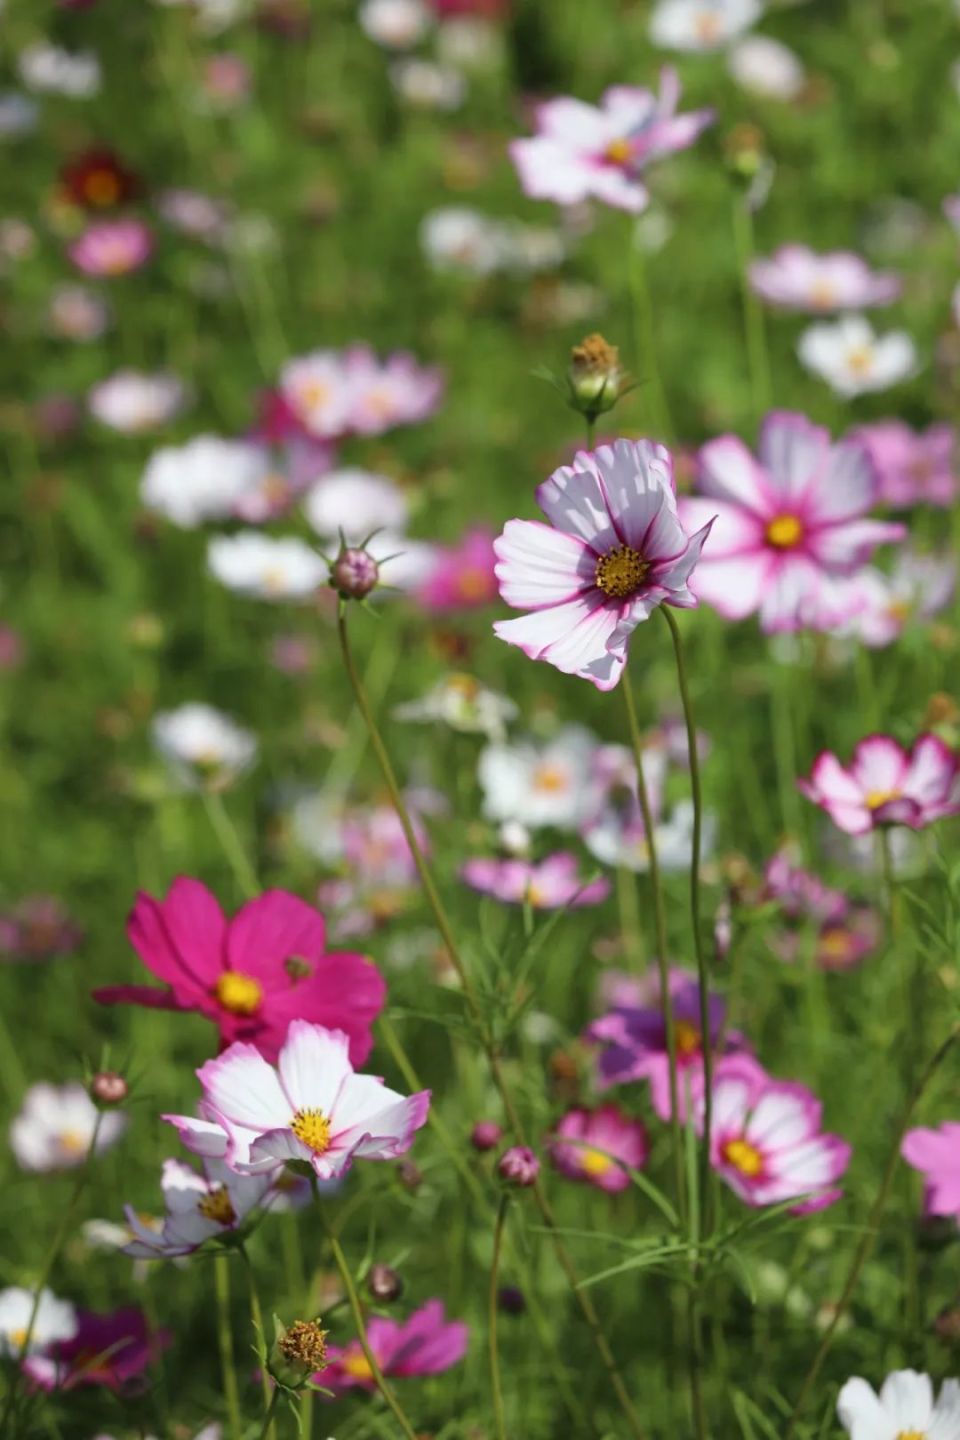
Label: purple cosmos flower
xmin=550 ymin=1104 xmax=648 ymax=1193
xmin=902 ymin=1124 xmax=960 ymax=1219
xmin=510 ymin=70 xmax=714 ymax=214
xmin=319 ymin=1300 xmax=467 ymax=1391
xmin=22 ymin=1307 xmax=169 ymax=1392
xmin=799 ymin=733 xmax=960 ymax=836
xmin=461 ymin=852 xmax=611 ymax=909
xmin=749 ymin=245 xmax=901 ymax=313
xmin=680 ymin=411 xmax=905 ymax=633
xmin=493 ymin=439 xmax=714 ymax=691
xmin=853 ymin=421 xmax=958 ymax=510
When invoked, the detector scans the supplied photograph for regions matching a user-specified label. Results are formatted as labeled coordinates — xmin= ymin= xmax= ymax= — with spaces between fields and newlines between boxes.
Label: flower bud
xmin=367 ymin=1264 xmax=403 ymax=1303
xmin=396 ymin=1158 xmax=423 ymax=1192
xmin=90 ymin=1071 xmax=128 ymax=1106
xmin=497 ymin=1286 xmax=525 ymax=1316
xmin=269 ymin=1317 xmax=328 ymax=1389
xmin=498 ymin=1146 xmax=540 ymax=1188
xmin=331 ymin=546 xmax=379 ymax=600
xmin=568 ymin=333 xmax=623 ymax=418
xmin=470 ymin=1120 xmax=503 ymax=1152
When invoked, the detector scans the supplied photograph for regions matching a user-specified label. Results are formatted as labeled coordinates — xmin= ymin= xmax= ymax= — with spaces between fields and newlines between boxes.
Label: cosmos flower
xmin=478 ymin=726 xmax=598 ymax=830
xmin=184 ymin=1020 xmax=430 ymax=1179
xmin=390 ymin=57 xmax=465 ymax=109
xmin=902 ymin=1124 xmax=960 ymax=1219
xmin=749 ymin=246 xmax=900 ymax=313
xmin=799 ymin=734 xmax=960 ymax=835
xmin=207 ymin=532 xmax=328 ymax=600
xmin=68 ymin=219 xmax=153 ymax=276
xmin=420 ymin=208 xmax=510 ymax=276
xmin=550 ymin=1105 xmax=649 ymax=1192
xmin=156 ymin=188 xmax=231 ymax=242
xmin=838 ymin=1370 xmax=960 ymax=1440
xmin=762 ymin=851 xmax=879 ymax=972
xmin=393 ymin=673 xmax=518 ymax=740
xmin=797 ymin=315 xmax=918 ymax=397
xmin=649 ymin=0 xmax=762 ymax=52
xmin=303 ymin=468 xmax=409 ymax=538
xmin=343 ymin=346 xmax=444 ymax=435
xmin=141 ymin=437 xmax=303 ymax=526
xmin=59 ymin=148 xmax=139 ymax=210
xmin=88 ymin=371 xmax=186 ymax=434
xmin=0 ymin=1289 xmax=77 ymax=1358
xmin=679 ymin=411 xmax=905 ymax=633
xmin=493 ymin=440 xmax=714 ymax=690
xmin=841 ymin=551 xmax=955 ymax=649
xmin=414 ymin=528 xmax=498 ymax=611
xmin=22 ymin=1307 xmax=169 ymax=1391
xmin=151 ymin=703 xmax=257 ymax=790
xmin=509 ymin=70 xmax=714 ymax=214
xmin=18 ymin=45 xmax=101 ymax=97
xmin=853 ymin=421 xmax=958 ymax=509
xmin=703 ymin=1055 xmax=851 ymax=1212
xmin=727 ymin=36 xmax=805 ymax=99
xmin=461 ymin=852 xmax=611 ymax=908
xmin=319 ymin=1300 xmax=467 ymax=1391
xmin=122 ymin=1156 xmax=273 ymax=1259
xmin=93 ymin=877 xmax=385 ymax=1065
xmin=359 ymin=0 xmax=432 ymax=47
xmin=10 ymin=1084 xmax=127 ymax=1172
xmin=47 ymin=284 xmax=110 ymax=341
xmin=0 ymin=896 xmax=82 ymax=963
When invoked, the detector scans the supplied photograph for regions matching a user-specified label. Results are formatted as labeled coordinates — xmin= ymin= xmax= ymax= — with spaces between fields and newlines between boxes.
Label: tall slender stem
xmin=784 ymin=1026 xmax=960 ymax=1438
xmin=318 ymin=1205 xmax=420 ymax=1440
xmin=239 ymin=1244 xmax=276 ymax=1440
xmin=214 ymin=1253 xmax=243 ymax=1440
xmin=202 ymin=789 xmax=260 ymax=901
xmin=336 ymin=604 xmax=646 ymax=1440
xmin=660 ymin=607 xmax=714 ymax=1238
xmin=488 ymin=1197 xmax=510 ymax=1440
xmin=622 ymin=672 xmax=686 ymax=1224
xmin=258 ymin=1388 xmax=282 ymax=1440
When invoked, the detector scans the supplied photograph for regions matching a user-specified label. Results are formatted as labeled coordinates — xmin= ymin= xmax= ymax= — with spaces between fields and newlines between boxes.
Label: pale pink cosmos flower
xmin=461 ymin=852 xmax=610 ymax=909
xmin=763 ymin=851 xmax=879 ymax=972
xmin=10 ymin=1083 xmax=127 ymax=1172
xmin=509 ymin=69 xmax=714 ymax=214
xmin=185 ymin=1020 xmax=431 ymax=1180
xmin=550 ymin=1104 xmax=648 ymax=1193
xmin=68 ymin=219 xmax=152 ymax=276
xmin=749 ymin=245 xmax=901 ymax=313
xmin=493 ymin=439 xmax=714 ymax=691
xmin=853 ymin=421 xmax=958 ymax=509
xmin=122 ymin=1156 xmax=273 ymax=1260
xmin=342 ymin=345 xmax=444 ymax=435
xmin=842 ymin=551 xmax=955 ymax=649
xmin=679 ymin=411 xmax=905 ymax=633
xmin=703 ymin=1055 xmax=851 ymax=1213
xmin=902 ymin=1123 xmax=960 ymax=1219
xmin=799 ymin=733 xmax=960 ymax=836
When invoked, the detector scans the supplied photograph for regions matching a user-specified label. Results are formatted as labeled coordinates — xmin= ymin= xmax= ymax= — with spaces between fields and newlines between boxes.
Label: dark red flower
xmin=60 ymin=148 xmax=140 ymax=211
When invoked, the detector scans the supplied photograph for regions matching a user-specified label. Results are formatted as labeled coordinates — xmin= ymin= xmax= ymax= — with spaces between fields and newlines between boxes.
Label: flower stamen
xmin=291 ymin=1108 xmax=333 ymax=1155
xmin=765 ymin=515 xmax=804 ymax=550
xmin=214 ymin=971 xmax=263 ymax=1016
xmin=595 ymin=544 xmax=649 ymax=599
xmin=722 ymin=1137 xmax=764 ymax=1178
xmin=198 ymin=1185 xmax=237 ymax=1227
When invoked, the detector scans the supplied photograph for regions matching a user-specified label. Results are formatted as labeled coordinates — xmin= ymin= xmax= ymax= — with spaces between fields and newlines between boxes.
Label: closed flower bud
xmin=396 ymin=1158 xmax=423 ymax=1192
xmin=331 ymin=546 xmax=379 ymax=600
xmin=470 ymin=1120 xmax=502 ymax=1152
xmin=568 ymin=333 xmax=623 ymax=418
xmin=367 ymin=1263 xmax=403 ymax=1303
xmin=269 ymin=1317 xmax=328 ymax=1388
xmin=498 ymin=1145 xmax=540 ymax=1188
xmin=498 ymin=1285 xmax=525 ymax=1316
xmin=90 ymin=1070 xmax=128 ymax=1105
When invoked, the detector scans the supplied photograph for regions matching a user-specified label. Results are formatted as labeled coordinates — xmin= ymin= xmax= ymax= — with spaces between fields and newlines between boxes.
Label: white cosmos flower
xmin=10 ymin=1083 xmax=127 ymax=1173
xmin=393 ymin=673 xmax=518 ymax=741
xmin=359 ymin=0 xmax=431 ymax=48
xmin=152 ymin=702 xmax=257 ymax=790
xmin=420 ymin=208 xmax=506 ymax=276
xmin=727 ymin=36 xmax=805 ymax=98
xmin=650 ymin=0 xmax=762 ymax=52
xmin=797 ymin=314 xmax=918 ymax=396
xmin=207 ymin=533 xmax=328 ymax=600
xmin=18 ymin=45 xmax=101 ymax=97
xmin=0 ymin=1288 xmax=78 ymax=1358
xmin=478 ymin=726 xmax=598 ymax=831
xmin=88 ymin=371 xmax=186 ymax=434
xmin=123 ymin=1156 xmax=272 ymax=1259
xmin=141 ymin=437 xmax=282 ymax=527
xmin=303 ymin=469 xmax=410 ymax=539
xmin=48 ymin=284 xmax=110 ymax=342
xmin=390 ymin=59 xmax=466 ymax=110
xmin=838 ymin=1369 xmax=960 ymax=1440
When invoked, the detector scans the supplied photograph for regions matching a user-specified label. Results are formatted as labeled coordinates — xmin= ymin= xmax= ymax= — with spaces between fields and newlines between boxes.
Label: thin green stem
xmin=784 ymin=1025 xmax=960 ymax=1439
xmin=258 ymin=1388 xmax=282 ymax=1440
xmin=879 ymin=828 xmax=900 ymax=937
xmin=202 ymin=789 xmax=259 ymax=901
xmin=488 ymin=1197 xmax=510 ymax=1440
xmin=318 ymin=1205 xmax=420 ymax=1440
xmin=239 ymin=1244 xmax=276 ymax=1440
xmin=214 ymin=1253 xmax=243 ymax=1440
xmin=731 ymin=196 xmax=772 ymax=424
xmin=622 ymin=672 xmax=686 ymax=1224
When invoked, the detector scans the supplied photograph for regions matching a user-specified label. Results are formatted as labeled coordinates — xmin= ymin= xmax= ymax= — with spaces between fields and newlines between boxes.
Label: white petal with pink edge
xmin=494 ymin=519 xmax=591 ymax=609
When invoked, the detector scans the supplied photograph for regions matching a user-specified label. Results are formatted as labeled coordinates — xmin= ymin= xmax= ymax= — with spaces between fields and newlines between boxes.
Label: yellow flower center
xmin=8 ymin=1327 xmax=28 ymax=1352
xmin=532 ymin=763 xmax=568 ymax=793
xmin=291 ymin=1108 xmax=333 ymax=1155
xmin=85 ymin=170 xmax=121 ymax=206
xmin=809 ymin=279 xmax=837 ymax=309
xmin=722 ymin=1138 xmax=764 ymax=1177
xmin=887 ymin=599 xmax=912 ymax=623
xmin=198 ymin=1185 xmax=237 ymax=1227
xmin=675 ymin=1021 xmax=701 ymax=1057
xmin=298 ymin=379 xmax=330 ymax=411
xmin=365 ymin=388 xmax=394 ymax=419
xmin=214 ymin=970 xmax=263 ymax=1016
xmin=896 ymin=1432 xmax=925 ymax=1440
xmin=456 ymin=567 xmax=490 ymax=601
xmin=846 ymin=345 xmax=874 ymax=376
xmin=525 ymin=883 xmax=546 ymax=909
xmin=342 ymin=1349 xmax=374 ymax=1381
xmin=765 ymin=514 xmax=804 ymax=550
xmin=449 ymin=673 xmax=480 ymax=700
xmin=580 ymin=1147 xmax=614 ymax=1177
xmin=866 ymin=788 xmax=900 ymax=810
xmin=818 ymin=926 xmax=852 ymax=961
xmin=604 ymin=137 xmax=633 ymax=166
xmin=58 ymin=1129 xmax=88 ymax=1156
xmin=594 ymin=544 xmax=649 ymax=600
xmin=694 ymin=10 xmax=721 ymax=42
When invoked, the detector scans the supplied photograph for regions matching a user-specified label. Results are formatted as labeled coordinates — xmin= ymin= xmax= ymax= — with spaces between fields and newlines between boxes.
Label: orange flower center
xmin=214 ymin=970 xmax=263 ymax=1016
xmin=674 ymin=1021 xmax=701 ymax=1057
xmin=722 ymin=1138 xmax=764 ymax=1177
xmin=604 ymin=138 xmax=633 ymax=166
xmin=694 ymin=11 xmax=722 ymax=42
xmin=456 ymin=568 xmax=491 ymax=601
xmin=809 ymin=279 xmax=837 ymax=309
xmin=198 ymin=1185 xmax=237 ymax=1226
xmin=595 ymin=544 xmax=649 ymax=599
xmin=291 ymin=1108 xmax=332 ymax=1154
xmin=58 ymin=1129 xmax=88 ymax=1156
xmin=846 ymin=345 xmax=874 ymax=376
xmin=866 ymin=788 xmax=900 ymax=810
xmin=532 ymin=763 xmax=568 ymax=793
xmin=84 ymin=170 xmax=121 ymax=206
xmin=765 ymin=514 xmax=804 ymax=550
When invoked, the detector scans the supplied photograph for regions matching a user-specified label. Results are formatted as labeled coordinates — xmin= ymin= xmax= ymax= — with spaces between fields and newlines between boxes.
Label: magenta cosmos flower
xmin=510 ymin=70 xmax=714 ymax=213
xmin=550 ymin=1104 xmax=648 ymax=1193
xmin=680 ymin=411 xmax=905 ymax=632
xmin=853 ymin=421 xmax=958 ymax=509
xmin=188 ymin=1020 xmax=430 ymax=1180
xmin=799 ymin=733 xmax=960 ymax=836
xmin=68 ymin=219 xmax=152 ymax=276
xmin=704 ymin=1055 xmax=851 ymax=1213
xmin=493 ymin=440 xmax=714 ymax=691
xmin=23 ymin=1307 xmax=169 ymax=1392
xmin=461 ymin=852 xmax=610 ymax=909
xmin=902 ymin=1124 xmax=960 ymax=1219
xmin=749 ymin=245 xmax=901 ymax=313
xmin=93 ymin=877 xmax=385 ymax=1065
xmin=319 ymin=1300 xmax=467 ymax=1392
xmin=414 ymin=528 xmax=498 ymax=612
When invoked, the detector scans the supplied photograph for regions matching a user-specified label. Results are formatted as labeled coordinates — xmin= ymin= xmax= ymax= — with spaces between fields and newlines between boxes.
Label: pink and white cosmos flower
xmin=550 ymin=1104 xmax=649 ymax=1193
xmin=841 ymin=550 xmax=955 ymax=649
xmin=704 ymin=1055 xmax=851 ymax=1213
xmin=342 ymin=345 xmax=444 ymax=435
xmin=799 ymin=733 xmax=960 ymax=836
xmin=186 ymin=1020 xmax=430 ymax=1180
xmin=679 ymin=411 xmax=905 ymax=633
xmin=461 ymin=852 xmax=610 ymax=909
xmin=749 ymin=245 xmax=901 ymax=313
xmin=122 ymin=1157 xmax=272 ymax=1260
xmin=493 ymin=440 xmax=714 ymax=691
xmin=509 ymin=70 xmax=714 ymax=214
xmin=68 ymin=219 xmax=152 ymax=276
xmin=902 ymin=1123 xmax=960 ymax=1220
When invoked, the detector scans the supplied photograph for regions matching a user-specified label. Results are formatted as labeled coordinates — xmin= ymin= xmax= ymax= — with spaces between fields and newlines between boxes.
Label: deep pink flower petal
xmin=128 ymin=878 xmax=225 ymax=994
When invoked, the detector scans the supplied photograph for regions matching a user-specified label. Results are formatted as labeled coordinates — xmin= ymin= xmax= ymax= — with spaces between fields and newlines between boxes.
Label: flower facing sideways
xmin=22 ymin=1306 xmax=169 ymax=1391
xmin=319 ymin=1300 xmax=467 ymax=1392
xmin=461 ymin=852 xmax=610 ymax=909
xmin=838 ymin=1369 xmax=960 ymax=1440
xmin=493 ymin=440 xmax=714 ymax=691
xmin=122 ymin=1157 xmax=273 ymax=1259
xmin=799 ymin=734 xmax=960 ymax=835
xmin=10 ymin=1083 xmax=127 ymax=1172
xmin=186 ymin=1020 xmax=430 ymax=1180
xmin=550 ymin=1104 xmax=649 ymax=1192
xmin=749 ymin=245 xmax=901 ymax=313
